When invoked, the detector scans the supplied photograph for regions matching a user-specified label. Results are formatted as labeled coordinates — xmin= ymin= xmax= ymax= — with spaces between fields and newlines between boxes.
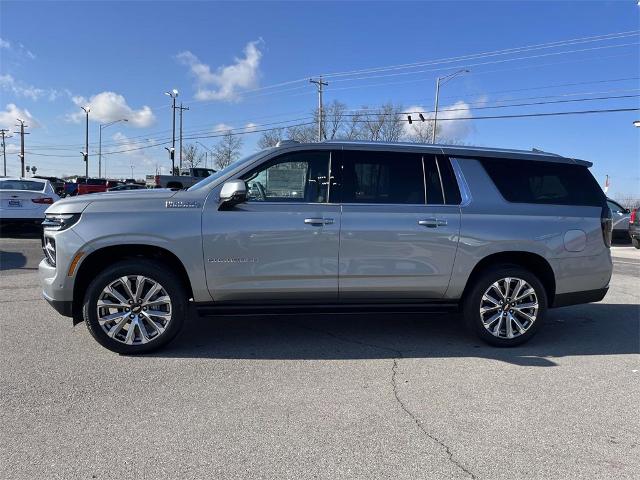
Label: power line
xmin=321 ymin=30 xmax=639 ymax=79
xmin=329 ymin=42 xmax=639 ymax=84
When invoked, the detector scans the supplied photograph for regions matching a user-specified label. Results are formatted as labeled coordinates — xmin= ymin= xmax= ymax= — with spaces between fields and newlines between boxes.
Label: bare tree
xmin=182 ymin=144 xmax=205 ymax=169
xmin=257 ymin=127 xmax=284 ymax=149
xmin=213 ymin=131 xmax=243 ymax=170
xmin=286 ymin=123 xmax=317 ymax=143
xmin=323 ymin=100 xmax=347 ymax=140
xmin=405 ymin=119 xmax=436 ymax=144
xmin=342 ymin=111 xmax=363 ymax=140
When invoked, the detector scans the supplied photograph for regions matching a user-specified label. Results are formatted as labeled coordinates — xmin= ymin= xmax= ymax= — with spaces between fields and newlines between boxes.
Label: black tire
xmin=82 ymin=259 xmax=188 ymax=354
xmin=632 ymin=238 xmax=640 ymax=249
xmin=463 ymin=265 xmax=547 ymax=347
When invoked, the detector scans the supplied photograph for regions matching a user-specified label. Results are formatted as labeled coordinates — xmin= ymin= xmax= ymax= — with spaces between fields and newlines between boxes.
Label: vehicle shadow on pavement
xmin=153 ymin=303 xmax=639 ymax=367
xmin=0 ymin=251 xmax=28 ymax=270
xmin=0 ymin=225 xmax=42 ymax=239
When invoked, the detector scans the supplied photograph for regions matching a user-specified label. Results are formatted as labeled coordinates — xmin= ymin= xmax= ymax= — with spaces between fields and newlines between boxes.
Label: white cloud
xmin=0 ymin=38 xmax=35 ymax=60
xmin=245 ymin=122 xmax=258 ymax=132
xmin=0 ymin=74 xmax=65 ymax=101
xmin=98 ymin=131 xmax=162 ymax=178
xmin=69 ymin=92 xmax=155 ymax=127
xmin=403 ymin=101 xmax=474 ymax=142
xmin=176 ymin=40 xmax=263 ymax=102
xmin=212 ymin=123 xmax=233 ymax=133
xmin=0 ymin=103 xmax=39 ymax=129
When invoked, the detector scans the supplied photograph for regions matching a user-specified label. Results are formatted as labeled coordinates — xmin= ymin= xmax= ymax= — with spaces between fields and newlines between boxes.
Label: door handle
xmin=304 ymin=217 xmax=334 ymax=226
xmin=418 ymin=218 xmax=447 ymax=228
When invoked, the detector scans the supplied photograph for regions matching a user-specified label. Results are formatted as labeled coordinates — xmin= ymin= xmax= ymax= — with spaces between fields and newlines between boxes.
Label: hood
xmin=46 ymin=188 xmax=178 ymax=215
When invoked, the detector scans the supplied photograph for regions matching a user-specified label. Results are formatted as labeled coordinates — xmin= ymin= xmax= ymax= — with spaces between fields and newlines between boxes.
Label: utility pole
xmin=165 ymin=89 xmax=179 ymax=174
xmin=81 ymin=106 xmax=90 ymax=177
xmin=0 ymin=129 xmax=11 ymax=176
xmin=177 ymin=103 xmax=189 ymax=169
xmin=196 ymin=141 xmax=213 ymax=170
xmin=309 ymin=76 xmax=328 ymax=141
xmin=14 ymin=119 xmax=29 ymax=178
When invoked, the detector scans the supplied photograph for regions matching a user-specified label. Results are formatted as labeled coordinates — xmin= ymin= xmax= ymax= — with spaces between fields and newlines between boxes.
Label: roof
xmin=273 ymin=140 xmax=592 ymax=167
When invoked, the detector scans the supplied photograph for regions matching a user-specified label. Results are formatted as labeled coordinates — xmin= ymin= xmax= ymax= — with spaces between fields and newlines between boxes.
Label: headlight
xmin=42 ymin=213 xmax=81 ymax=232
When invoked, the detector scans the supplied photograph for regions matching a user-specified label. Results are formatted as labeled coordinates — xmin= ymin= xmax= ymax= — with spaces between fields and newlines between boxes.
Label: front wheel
xmin=632 ymin=237 xmax=640 ymax=249
xmin=463 ymin=266 xmax=547 ymax=347
xmin=82 ymin=259 xmax=188 ymax=354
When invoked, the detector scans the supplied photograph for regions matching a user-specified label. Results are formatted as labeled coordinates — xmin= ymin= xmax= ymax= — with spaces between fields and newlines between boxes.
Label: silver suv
xmin=39 ymin=141 xmax=613 ymax=353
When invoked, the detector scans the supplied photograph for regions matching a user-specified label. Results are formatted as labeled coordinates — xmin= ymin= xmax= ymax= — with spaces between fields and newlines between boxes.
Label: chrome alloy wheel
xmin=479 ymin=277 xmax=539 ymax=339
xmin=96 ymin=276 xmax=172 ymax=345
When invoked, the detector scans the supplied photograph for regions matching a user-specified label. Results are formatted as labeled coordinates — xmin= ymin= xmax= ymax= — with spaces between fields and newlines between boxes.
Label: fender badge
xmin=166 ymin=200 xmax=201 ymax=208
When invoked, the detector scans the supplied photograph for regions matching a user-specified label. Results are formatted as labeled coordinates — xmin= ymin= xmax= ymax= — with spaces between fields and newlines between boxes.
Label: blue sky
xmin=1 ymin=1 xmax=638 ymax=196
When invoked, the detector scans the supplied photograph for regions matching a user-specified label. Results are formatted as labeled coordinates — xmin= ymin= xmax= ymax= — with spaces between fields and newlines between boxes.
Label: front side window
xmin=340 ymin=150 xmax=425 ymax=204
xmin=241 ymin=151 xmax=331 ymax=203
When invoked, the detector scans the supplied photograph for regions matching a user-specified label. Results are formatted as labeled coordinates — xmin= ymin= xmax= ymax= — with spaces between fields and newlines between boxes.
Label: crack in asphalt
xmin=288 ymin=320 xmax=477 ymax=480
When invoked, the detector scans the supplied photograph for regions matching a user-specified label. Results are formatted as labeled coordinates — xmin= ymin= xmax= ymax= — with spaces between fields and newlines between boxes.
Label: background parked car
xmin=629 ymin=208 xmax=640 ymax=249
xmin=33 ymin=175 xmax=65 ymax=196
xmin=0 ymin=177 xmax=59 ymax=228
xmin=108 ymin=184 xmax=146 ymax=192
xmin=77 ymin=178 xmax=108 ymax=195
xmin=607 ymin=198 xmax=631 ymax=240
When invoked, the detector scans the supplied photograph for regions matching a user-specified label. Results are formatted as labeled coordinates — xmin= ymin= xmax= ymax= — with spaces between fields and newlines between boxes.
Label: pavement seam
xmin=287 ymin=320 xmax=477 ymax=480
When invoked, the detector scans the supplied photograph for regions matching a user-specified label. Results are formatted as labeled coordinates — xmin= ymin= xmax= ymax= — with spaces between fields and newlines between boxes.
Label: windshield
xmin=188 ymin=150 xmax=270 ymax=191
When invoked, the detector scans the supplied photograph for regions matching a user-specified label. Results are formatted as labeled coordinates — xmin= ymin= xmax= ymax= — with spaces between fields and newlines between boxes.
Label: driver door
xmin=202 ymin=150 xmax=340 ymax=303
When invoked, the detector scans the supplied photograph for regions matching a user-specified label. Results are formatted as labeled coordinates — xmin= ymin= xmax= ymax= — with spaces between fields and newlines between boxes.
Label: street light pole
xmin=432 ymin=69 xmax=469 ymax=144
xmin=0 ymin=129 xmax=11 ymax=177
xmin=165 ymin=89 xmax=179 ymax=173
xmin=81 ymin=106 xmax=90 ymax=177
xmin=99 ymin=118 xmax=128 ymax=178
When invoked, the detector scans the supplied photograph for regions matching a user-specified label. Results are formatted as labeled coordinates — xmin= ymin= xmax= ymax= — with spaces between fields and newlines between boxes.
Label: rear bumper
xmin=551 ymin=287 xmax=608 ymax=308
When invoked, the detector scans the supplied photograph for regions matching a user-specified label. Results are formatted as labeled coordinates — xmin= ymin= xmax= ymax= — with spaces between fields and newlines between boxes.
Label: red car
xmin=77 ymin=178 xmax=108 ymax=195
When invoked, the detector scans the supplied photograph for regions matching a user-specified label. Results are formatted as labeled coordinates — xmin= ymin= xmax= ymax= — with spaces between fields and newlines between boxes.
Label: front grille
xmin=43 ymin=237 xmax=56 ymax=267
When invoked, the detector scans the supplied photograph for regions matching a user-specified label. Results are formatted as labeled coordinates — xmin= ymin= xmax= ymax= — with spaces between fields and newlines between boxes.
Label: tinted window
xmin=480 ymin=158 xmax=605 ymax=206
xmin=242 ymin=151 xmax=330 ymax=203
xmin=438 ymin=157 xmax=462 ymax=205
xmin=607 ymin=200 xmax=626 ymax=215
xmin=0 ymin=180 xmax=45 ymax=191
xmin=424 ymin=156 xmax=444 ymax=204
xmin=340 ymin=150 xmax=425 ymax=204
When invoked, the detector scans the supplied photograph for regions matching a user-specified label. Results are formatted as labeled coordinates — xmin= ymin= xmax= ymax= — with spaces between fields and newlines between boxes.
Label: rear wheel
xmin=82 ymin=259 xmax=187 ymax=354
xmin=463 ymin=265 xmax=547 ymax=347
xmin=632 ymin=238 xmax=640 ymax=249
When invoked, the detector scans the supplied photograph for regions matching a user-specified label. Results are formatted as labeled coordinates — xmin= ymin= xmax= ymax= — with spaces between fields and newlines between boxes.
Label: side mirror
xmin=219 ymin=180 xmax=247 ymax=210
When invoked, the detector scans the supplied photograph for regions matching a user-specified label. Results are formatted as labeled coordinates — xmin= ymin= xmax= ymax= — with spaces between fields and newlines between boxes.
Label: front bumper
xmin=42 ymin=291 xmax=73 ymax=317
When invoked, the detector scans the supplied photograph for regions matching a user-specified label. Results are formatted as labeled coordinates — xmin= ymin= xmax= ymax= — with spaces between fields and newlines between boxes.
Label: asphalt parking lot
xmin=1 ymin=230 xmax=638 ymax=480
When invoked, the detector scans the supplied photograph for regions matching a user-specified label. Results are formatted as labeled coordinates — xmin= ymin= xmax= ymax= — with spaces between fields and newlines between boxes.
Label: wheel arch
xmin=461 ymin=251 xmax=556 ymax=306
xmin=72 ymin=244 xmax=194 ymax=324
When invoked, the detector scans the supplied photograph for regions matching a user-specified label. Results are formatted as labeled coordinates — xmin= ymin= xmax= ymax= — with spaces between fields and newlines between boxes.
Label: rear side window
xmin=423 ymin=156 xmax=461 ymax=205
xmin=340 ymin=150 xmax=425 ymax=204
xmin=480 ymin=158 xmax=605 ymax=206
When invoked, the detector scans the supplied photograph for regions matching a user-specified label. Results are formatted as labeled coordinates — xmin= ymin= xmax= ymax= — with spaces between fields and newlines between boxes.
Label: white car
xmin=0 ymin=177 xmax=60 ymax=226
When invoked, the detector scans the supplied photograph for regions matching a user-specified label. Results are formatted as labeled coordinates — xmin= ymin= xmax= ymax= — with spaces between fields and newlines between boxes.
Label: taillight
xmin=631 ymin=209 xmax=637 ymax=224
xmin=32 ymin=197 xmax=54 ymax=204
xmin=601 ymin=205 xmax=612 ymax=248
xmin=155 ymin=175 xmax=160 ymax=186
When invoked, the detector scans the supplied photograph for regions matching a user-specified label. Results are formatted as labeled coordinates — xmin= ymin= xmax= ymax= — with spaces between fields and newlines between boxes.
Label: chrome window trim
xmin=434 ymin=156 xmax=447 ymax=204
xmin=449 ymin=157 xmax=472 ymax=207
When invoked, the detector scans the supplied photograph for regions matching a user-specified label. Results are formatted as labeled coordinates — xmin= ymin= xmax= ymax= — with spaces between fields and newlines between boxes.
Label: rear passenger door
xmin=337 ymin=149 xmax=461 ymax=300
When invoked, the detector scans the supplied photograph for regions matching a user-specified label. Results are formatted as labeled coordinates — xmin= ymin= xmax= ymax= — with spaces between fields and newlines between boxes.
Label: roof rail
xmin=275 ymin=139 xmax=299 ymax=147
